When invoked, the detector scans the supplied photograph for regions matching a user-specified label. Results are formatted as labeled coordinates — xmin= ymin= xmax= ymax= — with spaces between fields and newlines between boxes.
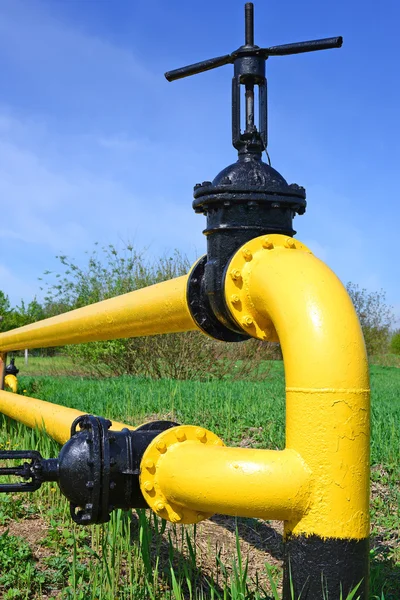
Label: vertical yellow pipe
xmin=0 ymin=352 xmax=6 ymax=390
xmin=225 ymin=234 xmax=370 ymax=598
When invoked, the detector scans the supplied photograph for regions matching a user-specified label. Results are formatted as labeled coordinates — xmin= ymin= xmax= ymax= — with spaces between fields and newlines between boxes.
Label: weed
xmin=0 ymin=362 xmax=398 ymax=598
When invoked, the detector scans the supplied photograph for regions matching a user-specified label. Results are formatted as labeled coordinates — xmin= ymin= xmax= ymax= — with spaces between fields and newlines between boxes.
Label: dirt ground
xmin=1 ymin=512 xmax=284 ymax=595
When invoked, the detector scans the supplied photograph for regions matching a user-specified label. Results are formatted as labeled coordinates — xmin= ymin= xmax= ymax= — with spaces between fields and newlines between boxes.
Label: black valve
xmin=0 ymin=415 xmax=178 ymax=525
xmin=168 ymin=3 xmax=342 ymax=341
xmin=5 ymin=358 xmax=19 ymax=376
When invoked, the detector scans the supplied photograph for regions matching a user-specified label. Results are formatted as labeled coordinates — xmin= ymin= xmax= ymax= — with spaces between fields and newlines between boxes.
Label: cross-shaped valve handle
xmin=165 ymin=3 xmax=342 ymax=154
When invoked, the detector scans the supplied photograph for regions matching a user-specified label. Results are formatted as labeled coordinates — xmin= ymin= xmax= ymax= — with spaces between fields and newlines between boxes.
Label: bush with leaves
xmin=42 ymin=243 xmax=276 ymax=380
xmin=390 ymin=330 xmax=400 ymax=355
xmin=346 ymin=283 xmax=394 ymax=357
xmin=0 ymin=291 xmax=45 ymax=332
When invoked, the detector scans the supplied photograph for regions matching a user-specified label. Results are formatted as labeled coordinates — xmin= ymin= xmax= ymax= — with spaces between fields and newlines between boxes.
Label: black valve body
xmin=189 ymin=153 xmax=306 ymax=339
xmin=61 ymin=416 xmax=178 ymax=524
xmin=5 ymin=358 xmax=19 ymax=376
xmin=0 ymin=415 xmax=178 ymax=525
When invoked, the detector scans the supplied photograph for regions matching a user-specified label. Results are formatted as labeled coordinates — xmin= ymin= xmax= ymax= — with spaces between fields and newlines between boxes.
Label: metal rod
xmin=245 ymin=3 xmax=254 ymax=46
xmin=264 ymin=36 xmax=343 ymax=56
xmin=165 ymin=54 xmax=232 ymax=82
xmin=245 ymin=83 xmax=255 ymax=131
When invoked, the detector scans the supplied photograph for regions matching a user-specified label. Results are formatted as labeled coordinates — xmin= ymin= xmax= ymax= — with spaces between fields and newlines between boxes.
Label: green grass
xmin=13 ymin=355 xmax=94 ymax=377
xmin=0 ymin=361 xmax=399 ymax=599
xmin=16 ymin=361 xmax=286 ymax=448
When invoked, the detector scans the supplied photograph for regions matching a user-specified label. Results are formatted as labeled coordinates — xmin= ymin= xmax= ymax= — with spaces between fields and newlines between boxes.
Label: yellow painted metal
xmin=140 ymin=425 xmax=225 ymax=523
xmin=225 ymin=234 xmax=370 ymax=540
xmin=0 ymin=352 xmax=6 ymax=390
xmin=140 ymin=425 xmax=311 ymax=524
xmin=4 ymin=374 xmax=18 ymax=393
xmin=0 ymin=389 xmax=134 ymax=445
xmin=0 ymin=275 xmax=199 ymax=352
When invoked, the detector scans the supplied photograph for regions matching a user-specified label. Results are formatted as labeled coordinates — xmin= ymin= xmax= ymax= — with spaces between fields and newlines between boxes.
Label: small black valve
xmin=5 ymin=358 xmax=19 ymax=376
xmin=0 ymin=414 xmax=178 ymax=524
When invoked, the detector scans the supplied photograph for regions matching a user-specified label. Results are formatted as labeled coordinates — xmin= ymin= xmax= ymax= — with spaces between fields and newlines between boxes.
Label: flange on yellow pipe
xmin=0 ymin=274 xmax=199 ymax=352
xmin=0 ymin=389 xmax=134 ymax=445
xmin=140 ymin=424 xmax=311 ymax=524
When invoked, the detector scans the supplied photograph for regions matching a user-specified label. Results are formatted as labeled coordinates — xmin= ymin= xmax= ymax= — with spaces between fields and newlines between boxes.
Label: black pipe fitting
xmin=191 ymin=159 xmax=306 ymax=337
xmin=0 ymin=415 xmax=178 ymax=524
xmin=5 ymin=358 xmax=19 ymax=376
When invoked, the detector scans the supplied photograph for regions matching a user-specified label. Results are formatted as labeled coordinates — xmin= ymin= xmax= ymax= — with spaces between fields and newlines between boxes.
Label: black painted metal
xmin=187 ymin=256 xmax=248 ymax=341
xmin=283 ymin=535 xmax=369 ymax=600
xmin=168 ymin=3 xmax=341 ymax=336
xmin=5 ymin=358 xmax=19 ymax=376
xmin=0 ymin=414 xmax=179 ymax=524
xmin=0 ymin=450 xmax=55 ymax=493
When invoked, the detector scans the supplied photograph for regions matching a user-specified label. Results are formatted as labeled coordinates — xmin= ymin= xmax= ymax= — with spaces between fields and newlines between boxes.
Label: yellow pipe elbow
xmin=158 ymin=446 xmax=311 ymax=520
xmin=140 ymin=425 xmax=311 ymax=524
xmin=4 ymin=374 xmax=18 ymax=394
xmin=225 ymin=234 xmax=370 ymax=540
xmin=0 ymin=389 xmax=134 ymax=445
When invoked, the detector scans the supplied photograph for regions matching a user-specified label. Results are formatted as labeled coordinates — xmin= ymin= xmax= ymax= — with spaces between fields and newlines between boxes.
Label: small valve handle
xmin=0 ymin=450 xmax=50 ymax=492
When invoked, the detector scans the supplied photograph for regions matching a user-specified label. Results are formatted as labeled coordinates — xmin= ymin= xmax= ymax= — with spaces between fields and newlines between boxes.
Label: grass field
xmin=0 ymin=360 xmax=399 ymax=599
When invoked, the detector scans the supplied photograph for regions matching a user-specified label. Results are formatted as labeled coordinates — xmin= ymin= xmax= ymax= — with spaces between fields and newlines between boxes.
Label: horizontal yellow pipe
xmin=157 ymin=444 xmax=311 ymax=520
xmin=0 ymin=275 xmax=198 ymax=352
xmin=0 ymin=389 xmax=133 ymax=445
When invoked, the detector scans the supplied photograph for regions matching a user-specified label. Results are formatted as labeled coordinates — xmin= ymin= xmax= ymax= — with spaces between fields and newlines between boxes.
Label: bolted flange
xmin=140 ymin=425 xmax=224 ymax=525
xmin=225 ymin=234 xmax=312 ymax=341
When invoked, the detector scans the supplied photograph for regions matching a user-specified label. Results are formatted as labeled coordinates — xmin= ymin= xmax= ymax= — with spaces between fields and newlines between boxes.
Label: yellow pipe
xmin=162 ymin=448 xmax=309 ymax=520
xmin=0 ymin=389 xmax=134 ymax=445
xmin=4 ymin=374 xmax=18 ymax=393
xmin=224 ymin=234 xmax=370 ymax=540
xmin=0 ymin=352 xmax=6 ymax=389
xmin=0 ymin=274 xmax=199 ymax=352
xmin=140 ymin=424 xmax=311 ymax=523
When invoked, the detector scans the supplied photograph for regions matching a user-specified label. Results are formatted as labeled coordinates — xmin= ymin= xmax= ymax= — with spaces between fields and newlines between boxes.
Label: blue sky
xmin=0 ymin=0 xmax=399 ymax=324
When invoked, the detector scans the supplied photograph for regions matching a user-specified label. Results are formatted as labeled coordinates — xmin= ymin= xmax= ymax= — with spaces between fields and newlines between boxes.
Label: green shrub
xmin=41 ymin=243 xmax=276 ymax=380
xmin=346 ymin=283 xmax=394 ymax=357
xmin=390 ymin=330 xmax=400 ymax=355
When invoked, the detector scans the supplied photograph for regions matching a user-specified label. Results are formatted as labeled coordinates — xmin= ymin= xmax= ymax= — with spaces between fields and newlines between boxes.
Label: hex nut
xmin=230 ymin=269 xmax=242 ymax=281
xmin=242 ymin=315 xmax=253 ymax=327
xmin=156 ymin=441 xmax=167 ymax=453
